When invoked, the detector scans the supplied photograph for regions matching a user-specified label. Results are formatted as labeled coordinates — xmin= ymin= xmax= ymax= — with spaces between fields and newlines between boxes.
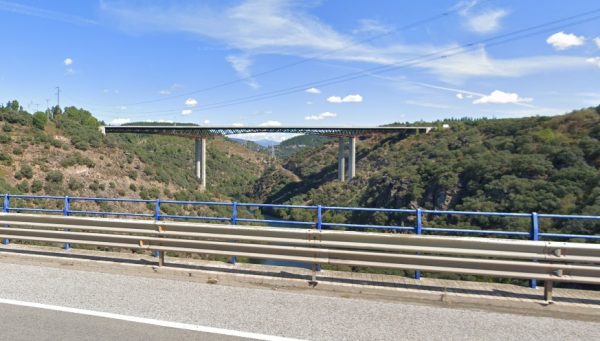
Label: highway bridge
xmin=101 ymin=125 xmax=434 ymax=190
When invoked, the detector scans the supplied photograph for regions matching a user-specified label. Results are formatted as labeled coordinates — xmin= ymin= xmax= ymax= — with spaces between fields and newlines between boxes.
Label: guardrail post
xmin=229 ymin=202 xmax=238 ymax=264
xmin=530 ymin=212 xmax=539 ymax=289
xmin=62 ymin=196 xmax=71 ymax=250
xmin=2 ymin=194 xmax=9 ymax=245
xmin=154 ymin=199 xmax=163 ymax=263
xmin=313 ymin=205 xmax=323 ymax=274
xmin=415 ymin=208 xmax=422 ymax=280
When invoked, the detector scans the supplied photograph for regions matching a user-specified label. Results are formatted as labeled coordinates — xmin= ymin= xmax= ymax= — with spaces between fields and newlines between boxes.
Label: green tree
xmin=32 ymin=112 xmax=48 ymax=130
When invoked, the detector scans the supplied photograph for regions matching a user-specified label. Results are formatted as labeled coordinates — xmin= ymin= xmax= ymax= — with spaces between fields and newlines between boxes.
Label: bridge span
xmin=101 ymin=125 xmax=433 ymax=190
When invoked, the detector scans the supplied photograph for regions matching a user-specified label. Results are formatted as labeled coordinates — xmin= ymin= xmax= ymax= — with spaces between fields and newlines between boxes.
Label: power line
xmin=91 ymin=3 xmax=474 ymax=109
xmin=103 ymin=7 xmax=600 ymax=118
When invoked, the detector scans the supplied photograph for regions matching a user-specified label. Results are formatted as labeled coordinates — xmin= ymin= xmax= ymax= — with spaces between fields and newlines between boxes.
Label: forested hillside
xmin=0 ymin=100 xmax=272 ymax=219
xmin=2 ymin=98 xmax=599 ymax=236
xmin=254 ymin=106 xmax=600 ymax=236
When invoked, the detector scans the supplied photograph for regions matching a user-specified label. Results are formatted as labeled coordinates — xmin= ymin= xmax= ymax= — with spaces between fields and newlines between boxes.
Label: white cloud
xmin=405 ymin=100 xmax=451 ymax=109
xmin=342 ymin=94 xmax=362 ymax=102
xmin=109 ymin=118 xmax=131 ymax=125
xmin=546 ymin=32 xmax=585 ymax=50
xmin=203 ymin=119 xmax=210 ymax=124
xmin=455 ymin=92 xmax=474 ymax=100
xmin=64 ymin=57 xmax=73 ymax=66
xmin=305 ymin=111 xmax=337 ymax=120
xmin=465 ymin=9 xmax=508 ymax=34
xmin=102 ymin=1 xmax=588 ymax=82
xmin=181 ymin=109 xmax=192 ymax=115
xmin=0 ymin=1 xmax=97 ymax=25
xmin=418 ymin=49 xmax=588 ymax=81
xmin=158 ymin=83 xmax=183 ymax=95
xmin=305 ymin=87 xmax=321 ymax=94
xmin=473 ymin=90 xmax=532 ymax=105
xmin=587 ymin=57 xmax=600 ymax=68
xmin=226 ymin=55 xmax=258 ymax=89
xmin=352 ymin=19 xmax=392 ymax=35
xmin=595 ymin=37 xmax=600 ymax=48
xmin=259 ymin=120 xmax=281 ymax=127
xmin=327 ymin=94 xmax=363 ymax=103
xmin=119 ymin=106 xmax=127 ymax=110
xmin=184 ymin=98 xmax=198 ymax=107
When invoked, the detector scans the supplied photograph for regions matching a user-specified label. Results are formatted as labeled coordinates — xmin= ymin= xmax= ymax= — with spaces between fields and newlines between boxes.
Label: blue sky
xmin=1 ymin=0 xmax=599 ymax=140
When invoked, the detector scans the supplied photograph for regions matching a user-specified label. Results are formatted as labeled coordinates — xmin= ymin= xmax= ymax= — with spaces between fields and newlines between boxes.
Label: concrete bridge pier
xmin=338 ymin=138 xmax=345 ymax=181
xmin=337 ymin=137 xmax=356 ymax=181
xmin=348 ymin=136 xmax=356 ymax=179
xmin=195 ymin=137 xmax=207 ymax=191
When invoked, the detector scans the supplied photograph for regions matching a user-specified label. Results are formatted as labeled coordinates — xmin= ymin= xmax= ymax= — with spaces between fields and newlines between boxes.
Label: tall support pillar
xmin=348 ymin=136 xmax=356 ymax=179
xmin=338 ymin=138 xmax=345 ymax=181
xmin=195 ymin=137 xmax=207 ymax=190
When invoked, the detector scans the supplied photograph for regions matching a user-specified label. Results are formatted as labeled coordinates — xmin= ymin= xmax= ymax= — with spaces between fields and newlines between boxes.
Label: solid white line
xmin=0 ymin=298 xmax=304 ymax=341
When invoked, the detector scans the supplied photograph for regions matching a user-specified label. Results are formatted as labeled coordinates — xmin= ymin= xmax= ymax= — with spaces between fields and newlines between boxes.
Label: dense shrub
xmin=32 ymin=112 xmax=48 ymax=130
xmin=30 ymin=180 xmax=43 ymax=193
xmin=60 ymin=152 xmax=95 ymax=168
xmin=68 ymin=179 xmax=84 ymax=191
xmin=45 ymin=170 xmax=64 ymax=183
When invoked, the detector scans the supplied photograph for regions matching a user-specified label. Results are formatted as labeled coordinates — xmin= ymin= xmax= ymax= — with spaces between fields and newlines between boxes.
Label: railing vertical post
xmin=154 ymin=199 xmax=161 ymax=221
xmin=316 ymin=205 xmax=322 ymax=232
xmin=2 ymin=194 xmax=9 ymax=245
xmin=231 ymin=202 xmax=238 ymax=225
xmin=313 ymin=205 xmax=322 ymax=273
xmin=229 ymin=202 xmax=238 ymax=264
xmin=62 ymin=196 xmax=71 ymax=250
xmin=530 ymin=212 xmax=539 ymax=288
xmin=154 ymin=199 xmax=163 ymax=262
xmin=415 ymin=208 xmax=422 ymax=280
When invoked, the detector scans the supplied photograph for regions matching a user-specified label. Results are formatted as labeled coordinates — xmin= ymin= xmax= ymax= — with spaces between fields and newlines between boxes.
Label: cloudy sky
xmin=0 ymin=0 xmax=599 ymax=139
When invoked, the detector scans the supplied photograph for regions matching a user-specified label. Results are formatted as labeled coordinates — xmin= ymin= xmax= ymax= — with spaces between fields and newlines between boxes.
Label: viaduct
xmin=101 ymin=125 xmax=433 ymax=190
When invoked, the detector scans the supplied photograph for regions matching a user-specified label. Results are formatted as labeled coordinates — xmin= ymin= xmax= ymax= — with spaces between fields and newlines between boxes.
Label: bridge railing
xmin=3 ymin=193 xmax=599 ymax=242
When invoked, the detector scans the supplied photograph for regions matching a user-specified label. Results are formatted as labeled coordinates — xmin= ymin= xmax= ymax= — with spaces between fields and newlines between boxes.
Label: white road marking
xmin=0 ymin=298 xmax=304 ymax=341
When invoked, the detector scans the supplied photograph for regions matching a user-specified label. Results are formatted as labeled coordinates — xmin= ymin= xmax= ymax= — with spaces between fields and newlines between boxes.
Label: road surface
xmin=0 ymin=262 xmax=597 ymax=340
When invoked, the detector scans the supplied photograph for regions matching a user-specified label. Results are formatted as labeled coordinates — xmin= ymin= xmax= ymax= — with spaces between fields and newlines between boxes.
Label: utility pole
xmin=56 ymin=86 xmax=60 ymax=108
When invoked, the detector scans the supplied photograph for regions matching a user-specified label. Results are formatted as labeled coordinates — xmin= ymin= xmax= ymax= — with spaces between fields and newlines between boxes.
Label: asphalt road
xmin=0 ymin=303 xmax=246 ymax=341
xmin=0 ymin=262 xmax=597 ymax=340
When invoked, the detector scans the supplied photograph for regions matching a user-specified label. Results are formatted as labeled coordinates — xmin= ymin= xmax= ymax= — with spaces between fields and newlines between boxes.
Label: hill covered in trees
xmin=253 ymin=106 xmax=600 ymax=236
xmin=2 ymin=99 xmax=599 ymax=237
xmin=0 ymin=100 xmax=274 ymax=219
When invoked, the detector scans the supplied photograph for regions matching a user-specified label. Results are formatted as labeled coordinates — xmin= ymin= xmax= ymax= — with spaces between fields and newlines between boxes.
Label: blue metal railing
xmin=1 ymin=193 xmax=599 ymax=286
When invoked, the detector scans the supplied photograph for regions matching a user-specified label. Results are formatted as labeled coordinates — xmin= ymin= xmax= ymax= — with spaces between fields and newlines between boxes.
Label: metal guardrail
xmin=2 ymin=193 xmax=599 ymax=288
xmin=0 ymin=213 xmax=598 ymax=302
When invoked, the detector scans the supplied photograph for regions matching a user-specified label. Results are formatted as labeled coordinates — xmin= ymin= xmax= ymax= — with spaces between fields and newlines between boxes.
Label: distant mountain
xmin=227 ymin=138 xmax=265 ymax=152
xmin=254 ymin=139 xmax=281 ymax=147
xmin=276 ymin=135 xmax=332 ymax=159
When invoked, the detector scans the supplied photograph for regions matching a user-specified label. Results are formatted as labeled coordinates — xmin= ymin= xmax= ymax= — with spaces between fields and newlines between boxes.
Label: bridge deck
xmin=102 ymin=125 xmax=434 ymax=137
